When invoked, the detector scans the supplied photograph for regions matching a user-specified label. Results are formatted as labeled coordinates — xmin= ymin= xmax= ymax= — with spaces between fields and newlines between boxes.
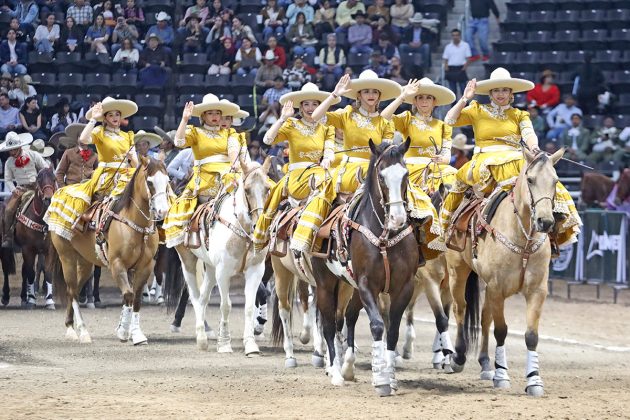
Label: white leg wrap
xmin=371 ymin=340 xmax=389 ymax=387
xmin=217 ymin=321 xmax=233 ymax=353
xmin=341 ymin=347 xmax=356 ymax=381
xmin=385 ymin=349 xmax=398 ymax=391
xmin=493 ymin=345 xmax=510 ymax=385
xmin=333 ymin=333 xmax=344 ymax=370
xmin=432 ymin=330 xmax=441 ymax=352
xmin=115 ymin=305 xmax=132 ymax=341
xmin=526 ymin=350 xmax=544 ymax=390
xmin=440 ymin=331 xmax=454 ymax=353
xmin=402 ymin=323 xmax=415 ymax=359
xmin=27 ymin=283 xmax=36 ymax=304
xmin=130 ymin=312 xmax=148 ymax=345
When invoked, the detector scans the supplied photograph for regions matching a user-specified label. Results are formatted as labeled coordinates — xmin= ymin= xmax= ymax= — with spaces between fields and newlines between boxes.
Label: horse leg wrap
xmin=385 ymin=350 xmax=398 ymax=392
xmin=371 ymin=340 xmax=389 ymax=387
xmin=130 ymin=312 xmax=148 ymax=345
xmin=493 ymin=345 xmax=510 ymax=388
xmin=341 ymin=347 xmax=356 ymax=381
xmin=115 ymin=305 xmax=133 ymax=342
xmin=217 ymin=321 xmax=232 ymax=353
xmin=26 ymin=283 xmax=36 ymax=305
xmin=431 ymin=331 xmax=444 ymax=368
xmin=525 ymin=350 xmax=544 ymax=395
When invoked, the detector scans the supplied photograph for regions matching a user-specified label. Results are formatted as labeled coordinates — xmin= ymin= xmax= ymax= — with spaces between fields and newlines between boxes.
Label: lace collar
xmin=358 ymin=107 xmax=379 ymax=118
xmin=481 ymin=101 xmax=512 ymax=120
xmin=298 ymin=118 xmax=318 ymax=128
xmin=104 ymin=126 xmax=120 ymax=134
xmin=414 ymin=112 xmax=433 ymax=123
xmin=202 ymin=124 xmax=221 ymax=132
xmin=489 ymin=101 xmax=511 ymax=113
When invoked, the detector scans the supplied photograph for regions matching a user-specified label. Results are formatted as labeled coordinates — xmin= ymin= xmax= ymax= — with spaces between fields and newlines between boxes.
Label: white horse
xmin=174 ymin=160 xmax=271 ymax=355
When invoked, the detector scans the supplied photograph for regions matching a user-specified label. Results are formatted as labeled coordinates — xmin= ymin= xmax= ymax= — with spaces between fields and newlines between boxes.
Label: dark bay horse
xmin=0 ymin=203 xmax=17 ymax=306
xmin=311 ymin=140 xmax=419 ymax=396
xmin=3 ymin=168 xmax=56 ymax=308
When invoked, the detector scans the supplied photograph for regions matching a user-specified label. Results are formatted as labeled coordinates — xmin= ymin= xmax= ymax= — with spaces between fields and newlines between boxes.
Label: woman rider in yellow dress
xmin=44 ymin=97 xmax=139 ymax=240
xmin=252 ymin=83 xmax=338 ymax=251
xmin=292 ymin=70 xmax=441 ymax=260
xmin=441 ymin=68 xmax=581 ymax=247
xmin=380 ymin=78 xmax=457 ymax=253
xmin=162 ymin=94 xmax=245 ymax=248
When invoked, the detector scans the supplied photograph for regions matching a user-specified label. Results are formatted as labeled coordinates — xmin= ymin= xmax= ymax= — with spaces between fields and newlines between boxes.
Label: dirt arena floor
xmin=1 ymin=266 xmax=629 ymax=419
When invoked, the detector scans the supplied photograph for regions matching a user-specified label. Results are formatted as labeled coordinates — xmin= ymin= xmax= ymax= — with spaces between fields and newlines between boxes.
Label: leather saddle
xmin=311 ymin=192 xmax=363 ymax=259
xmin=183 ymin=192 xmax=229 ymax=248
xmin=269 ymin=203 xmax=302 ymax=257
xmin=76 ymin=198 xmax=114 ymax=234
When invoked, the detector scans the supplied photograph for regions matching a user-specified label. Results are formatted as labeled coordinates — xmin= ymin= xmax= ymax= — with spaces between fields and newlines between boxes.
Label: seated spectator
xmin=146 ymin=12 xmax=175 ymax=46
xmin=266 ymin=36 xmax=287 ymax=69
xmin=33 ymin=13 xmax=60 ymax=54
xmin=94 ymin=0 xmax=119 ymax=27
xmin=371 ymin=15 xmax=396 ymax=44
xmin=255 ymin=50 xmax=284 ymax=89
xmin=233 ymin=38 xmax=262 ymax=76
xmin=389 ymin=0 xmax=413 ymax=37
xmin=386 ymin=56 xmax=406 ymax=84
xmin=3 ymin=18 xmax=28 ymax=43
xmin=367 ymin=0 xmax=389 ymax=23
xmin=287 ymin=12 xmax=317 ymax=57
xmin=207 ymin=0 xmax=224 ymax=20
xmin=376 ymin=33 xmax=399 ymax=63
xmin=318 ymin=33 xmax=345 ymax=80
xmin=451 ymin=133 xmax=472 ymax=169
xmin=335 ymin=0 xmax=365 ymax=37
xmin=313 ymin=0 xmax=336 ymax=39
xmin=527 ymin=105 xmax=546 ymax=140
xmin=8 ymin=75 xmax=36 ymax=108
xmin=363 ymin=51 xmax=387 ymax=77
xmin=400 ymin=13 xmax=432 ymax=71
xmin=182 ymin=0 xmax=210 ymax=26
xmin=178 ymin=14 xmax=208 ymax=54
xmin=0 ymin=73 xmax=11 ymax=94
xmin=19 ymin=96 xmax=46 ymax=140
xmin=558 ymin=113 xmax=590 ymax=161
xmin=589 ymin=116 xmax=621 ymax=163
xmin=261 ymin=0 xmax=286 ymax=42
xmin=139 ymin=33 xmax=172 ymax=88
xmin=614 ymin=126 xmax=630 ymax=165
xmin=208 ymin=36 xmax=236 ymax=75
xmin=113 ymin=38 xmax=140 ymax=71
xmin=0 ymin=29 xmax=28 ymax=76
xmin=123 ymin=0 xmax=145 ymax=26
xmin=258 ymin=76 xmax=290 ymax=129
xmin=77 ymin=96 xmax=100 ymax=123
xmin=111 ymin=16 xmax=141 ymax=54
xmin=286 ymin=0 xmax=315 ymax=25
xmin=283 ymin=56 xmax=311 ymax=90
xmin=231 ymin=16 xmax=257 ymax=48
xmin=0 ymin=92 xmax=21 ymax=137
xmin=206 ymin=16 xmax=231 ymax=47
xmin=85 ymin=14 xmax=112 ymax=55
xmin=348 ymin=11 xmax=372 ymax=55
xmin=2 ymin=0 xmax=39 ymax=36
xmin=48 ymin=98 xmax=77 ymax=133
xmin=546 ymin=94 xmax=582 ymax=140
xmin=526 ymin=70 xmax=560 ymax=115
xmin=66 ymin=0 xmax=95 ymax=33
xmin=59 ymin=16 xmax=83 ymax=53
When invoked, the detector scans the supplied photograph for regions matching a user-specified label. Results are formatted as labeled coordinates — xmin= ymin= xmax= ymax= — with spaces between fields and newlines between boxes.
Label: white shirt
xmin=34 ymin=24 xmax=60 ymax=43
xmin=442 ymin=41 xmax=472 ymax=66
xmin=4 ymin=149 xmax=50 ymax=191
xmin=167 ymin=148 xmax=193 ymax=181
xmin=8 ymin=40 xmax=17 ymax=62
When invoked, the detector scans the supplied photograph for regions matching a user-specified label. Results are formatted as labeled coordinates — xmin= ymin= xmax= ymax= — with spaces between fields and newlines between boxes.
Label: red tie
xmin=15 ymin=155 xmax=30 ymax=168
xmin=79 ymin=149 xmax=92 ymax=162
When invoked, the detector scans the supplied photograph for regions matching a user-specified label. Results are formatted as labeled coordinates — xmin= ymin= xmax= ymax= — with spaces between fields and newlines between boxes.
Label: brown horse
xmin=3 ymin=168 xmax=56 ymax=308
xmin=50 ymin=157 xmax=170 ymax=344
xmin=311 ymin=140 xmax=419 ymax=396
xmin=446 ymin=149 xmax=564 ymax=397
xmin=580 ymin=168 xmax=630 ymax=208
xmin=0 ymin=203 xmax=17 ymax=306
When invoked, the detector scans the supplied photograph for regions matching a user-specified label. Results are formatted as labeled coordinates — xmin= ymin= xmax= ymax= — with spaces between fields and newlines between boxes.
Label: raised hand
xmin=463 ymin=79 xmax=477 ymax=101
xmin=402 ymin=78 xmax=421 ymax=98
xmin=333 ymin=74 xmax=352 ymax=97
xmin=89 ymin=102 xmax=103 ymax=120
xmin=182 ymin=101 xmax=194 ymax=121
xmin=281 ymin=100 xmax=294 ymax=119
xmin=320 ymin=158 xmax=331 ymax=169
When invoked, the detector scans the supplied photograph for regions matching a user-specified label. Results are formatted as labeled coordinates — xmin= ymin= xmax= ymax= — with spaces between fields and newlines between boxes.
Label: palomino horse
xmin=446 ymin=149 xmax=565 ymax=397
xmin=3 ymin=168 xmax=56 ymax=308
xmin=50 ymin=157 xmax=170 ymax=344
xmin=312 ymin=140 xmax=419 ymax=396
xmin=171 ymin=160 xmax=271 ymax=355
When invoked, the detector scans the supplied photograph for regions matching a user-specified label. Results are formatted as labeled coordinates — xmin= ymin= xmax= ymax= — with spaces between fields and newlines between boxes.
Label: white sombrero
xmin=344 ymin=70 xmax=402 ymax=101
xmin=193 ymin=93 xmax=239 ymax=117
xmin=475 ymin=67 xmax=535 ymax=95
xmin=27 ymin=139 xmax=55 ymax=157
xmin=134 ymin=130 xmax=163 ymax=149
xmin=404 ymin=77 xmax=455 ymax=106
xmin=0 ymin=132 xmax=33 ymax=152
xmin=85 ymin=96 xmax=138 ymax=122
xmin=451 ymin=133 xmax=473 ymax=151
xmin=279 ymin=82 xmax=339 ymax=108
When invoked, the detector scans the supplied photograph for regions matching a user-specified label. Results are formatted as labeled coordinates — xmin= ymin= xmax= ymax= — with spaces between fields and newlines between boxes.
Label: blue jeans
xmin=236 ymin=67 xmax=258 ymax=76
xmin=320 ymin=65 xmax=343 ymax=79
xmin=465 ymin=17 xmax=489 ymax=57
xmin=36 ymin=38 xmax=54 ymax=53
xmin=0 ymin=63 xmax=27 ymax=75
xmin=546 ymin=124 xmax=568 ymax=141
xmin=293 ymin=45 xmax=316 ymax=57
xmin=263 ymin=25 xmax=284 ymax=41
xmin=349 ymin=44 xmax=373 ymax=55
xmin=399 ymin=43 xmax=431 ymax=69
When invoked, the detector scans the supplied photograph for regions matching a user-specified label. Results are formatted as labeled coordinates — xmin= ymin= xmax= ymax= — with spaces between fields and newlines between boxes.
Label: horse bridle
xmin=32 ymin=174 xmax=56 ymax=216
xmin=370 ymin=145 xmax=408 ymax=227
xmin=523 ymin=152 xmax=557 ymax=218
xmin=132 ymin=165 xmax=168 ymax=222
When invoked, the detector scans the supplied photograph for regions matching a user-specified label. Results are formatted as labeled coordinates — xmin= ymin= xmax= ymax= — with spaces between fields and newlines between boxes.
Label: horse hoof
xmin=311 ymin=353 xmax=325 ymax=368
xmin=116 ymin=329 xmax=130 ymax=342
xmin=206 ymin=329 xmax=217 ymax=340
xmin=433 ymin=363 xmax=442 ymax=370
xmin=254 ymin=324 xmax=264 ymax=336
xmin=79 ymin=332 xmax=92 ymax=344
xmin=450 ymin=359 xmax=465 ymax=374
xmin=299 ymin=330 xmax=310 ymax=345
xmin=133 ymin=336 xmax=148 ymax=346
xmin=197 ymin=336 xmax=209 ymax=351
xmin=341 ymin=363 xmax=355 ymax=382
xmin=493 ymin=379 xmax=511 ymax=389
xmin=330 ymin=374 xmax=344 ymax=387
xmin=65 ymin=327 xmax=79 ymax=341
xmin=442 ymin=363 xmax=454 ymax=374
xmin=86 ymin=302 xmax=95 ymax=310
xmin=170 ymin=325 xmax=182 ymax=333
xmin=526 ymin=385 xmax=545 ymax=397
xmin=1 ymin=296 xmax=9 ymax=306
xmin=374 ymin=385 xmax=392 ymax=397
xmin=244 ymin=340 xmax=260 ymax=356
xmin=217 ymin=344 xmax=233 ymax=353
xmin=480 ymin=370 xmax=495 ymax=381
xmin=284 ymin=357 xmax=298 ymax=368
xmin=402 ymin=349 xmax=413 ymax=360
xmin=394 ymin=354 xmax=404 ymax=369
xmin=45 ymin=303 xmax=55 ymax=310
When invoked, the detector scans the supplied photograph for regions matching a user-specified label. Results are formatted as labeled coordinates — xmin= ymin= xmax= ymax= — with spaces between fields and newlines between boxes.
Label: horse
xmin=168 ymin=160 xmax=271 ymax=355
xmin=2 ymin=168 xmax=56 ymax=308
xmin=580 ymin=168 xmax=630 ymax=210
xmin=0 ymin=203 xmax=17 ymax=306
xmin=311 ymin=139 xmax=419 ymax=396
xmin=50 ymin=157 xmax=170 ymax=344
xmin=446 ymin=148 xmax=565 ymax=397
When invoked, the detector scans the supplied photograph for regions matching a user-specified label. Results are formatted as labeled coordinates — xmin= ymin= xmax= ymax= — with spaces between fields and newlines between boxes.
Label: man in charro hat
xmin=154 ymin=126 xmax=180 ymax=167
xmin=134 ymin=130 xmax=162 ymax=159
xmin=1 ymin=131 xmax=50 ymax=248
xmin=54 ymin=123 xmax=98 ymax=187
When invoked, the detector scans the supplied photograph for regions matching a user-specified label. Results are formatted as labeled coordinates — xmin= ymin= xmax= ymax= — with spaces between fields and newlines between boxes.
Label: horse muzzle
xmin=535 ymin=216 xmax=554 ymax=233
xmin=387 ymin=205 xmax=407 ymax=231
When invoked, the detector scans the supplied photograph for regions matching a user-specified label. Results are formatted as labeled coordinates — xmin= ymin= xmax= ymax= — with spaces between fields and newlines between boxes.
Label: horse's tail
xmin=0 ymin=246 xmax=16 ymax=276
xmin=47 ymin=242 xmax=67 ymax=306
xmin=464 ymin=271 xmax=480 ymax=353
xmin=163 ymin=247 xmax=185 ymax=313
xmin=271 ymin=277 xmax=295 ymax=348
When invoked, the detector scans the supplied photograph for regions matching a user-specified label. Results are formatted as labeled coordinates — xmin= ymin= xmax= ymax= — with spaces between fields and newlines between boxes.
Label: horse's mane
xmin=37 ymin=166 xmax=55 ymax=182
xmin=360 ymin=142 xmax=405 ymax=210
xmin=111 ymin=158 xmax=163 ymax=213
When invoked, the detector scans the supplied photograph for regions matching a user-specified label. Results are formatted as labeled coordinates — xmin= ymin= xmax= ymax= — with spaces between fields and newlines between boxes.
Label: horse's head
xmin=521 ymin=148 xmax=564 ymax=233
xmin=367 ymin=138 xmax=411 ymax=230
xmin=36 ymin=167 xmax=56 ymax=208
xmin=243 ymin=157 xmax=272 ymax=223
xmin=140 ymin=156 xmax=170 ymax=220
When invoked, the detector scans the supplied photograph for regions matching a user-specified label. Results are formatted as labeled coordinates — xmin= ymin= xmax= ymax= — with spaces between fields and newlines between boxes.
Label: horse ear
xmin=550 ymin=147 xmax=565 ymax=166
xmin=369 ymin=138 xmax=378 ymax=155
xmin=355 ymin=167 xmax=365 ymax=184
xmin=399 ymin=137 xmax=411 ymax=155
xmin=140 ymin=155 xmax=150 ymax=167
xmin=261 ymin=156 xmax=272 ymax=174
xmin=523 ymin=148 xmax=536 ymax=163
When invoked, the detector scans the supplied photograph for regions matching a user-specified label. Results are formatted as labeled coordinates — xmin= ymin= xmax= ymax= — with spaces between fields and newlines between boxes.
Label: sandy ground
xmin=1 ymin=267 xmax=629 ymax=420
